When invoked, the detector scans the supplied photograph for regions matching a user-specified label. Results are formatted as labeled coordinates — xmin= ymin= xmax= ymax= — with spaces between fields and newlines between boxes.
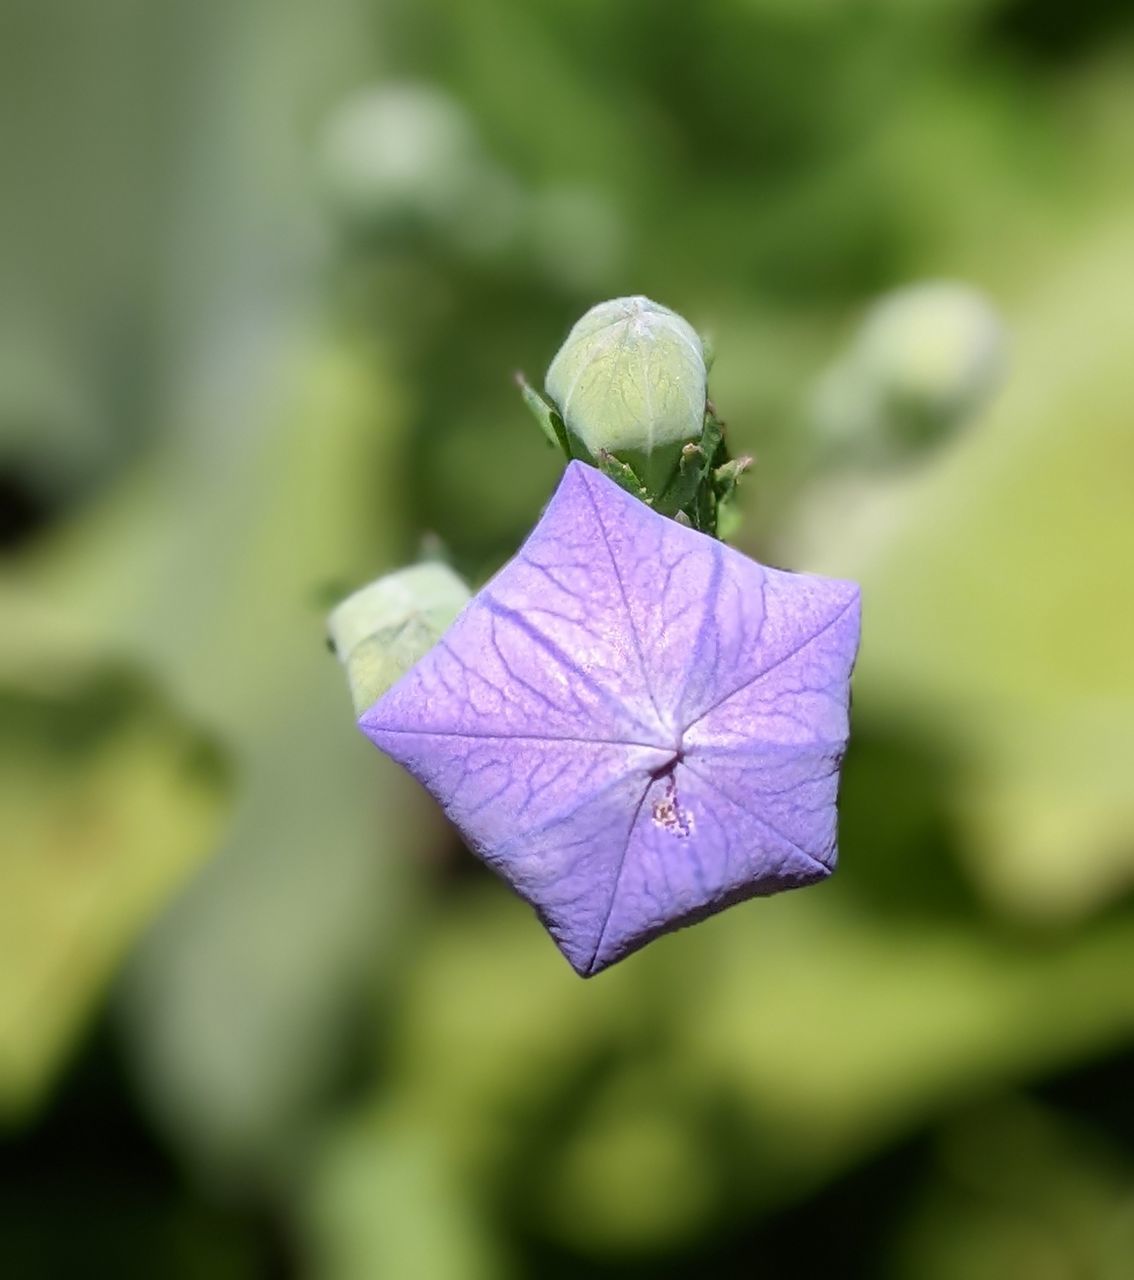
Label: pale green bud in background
xmin=319 ymin=83 xmax=524 ymax=260
xmin=544 ymin=296 xmax=707 ymax=493
xmin=328 ymin=563 xmax=470 ymax=715
xmin=814 ymin=280 xmax=1005 ymax=462
xmin=859 ymin=281 xmax=1003 ymax=423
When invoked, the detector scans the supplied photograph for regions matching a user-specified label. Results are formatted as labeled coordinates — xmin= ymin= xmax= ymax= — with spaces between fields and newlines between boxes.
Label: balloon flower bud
xmin=814 ymin=281 xmax=1005 ymax=464
xmin=859 ymin=281 xmax=1003 ymax=426
xmin=544 ymin=296 xmax=707 ymax=494
xmin=328 ymin=563 xmax=470 ymax=715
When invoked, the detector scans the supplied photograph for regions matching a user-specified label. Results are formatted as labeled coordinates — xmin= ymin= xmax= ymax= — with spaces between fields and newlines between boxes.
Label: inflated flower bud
xmin=544 ymin=296 xmax=707 ymax=493
xmin=859 ymin=281 xmax=1003 ymax=425
xmin=814 ymin=281 xmax=1004 ymax=463
xmin=319 ymin=83 xmax=523 ymax=259
xmin=328 ymin=563 xmax=470 ymax=715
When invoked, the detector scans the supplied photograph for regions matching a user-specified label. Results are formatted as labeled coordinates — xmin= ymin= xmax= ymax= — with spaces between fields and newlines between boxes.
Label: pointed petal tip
xmin=836 ymin=579 xmax=863 ymax=660
xmin=559 ymin=457 xmax=592 ymax=488
xmin=538 ymin=913 xmax=601 ymax=979
xmin=356 ymin=698 xmax=388 ymax=736
xmin=803 ymin=571 xmax=862 ymax=656
xmin=547 ymin=458 xmax=604 ymax=515
xmin=810 ymin=571 xmax=861 ymax=614
xmin=564 ymin=853 xmax=837 ymax=979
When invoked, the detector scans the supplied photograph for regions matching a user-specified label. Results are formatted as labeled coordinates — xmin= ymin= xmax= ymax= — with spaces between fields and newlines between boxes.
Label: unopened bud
xmin=815 ymin=281 xmax=1005 ymax=462
xmin=862 ymin=282 xmax=1003 ymax=422
xmin=544 ymin=296 xmax=707 ymax=492
xmin=328 ymin=564 xmax=470 ymax=715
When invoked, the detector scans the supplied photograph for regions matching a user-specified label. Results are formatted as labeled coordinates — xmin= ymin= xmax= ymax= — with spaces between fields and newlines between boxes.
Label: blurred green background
xmin=3 ymin=1 xmax=1134 ymax=1276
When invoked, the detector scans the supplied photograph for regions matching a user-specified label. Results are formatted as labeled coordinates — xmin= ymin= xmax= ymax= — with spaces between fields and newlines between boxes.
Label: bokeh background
xmin=3 ymin=1 xmax=1134 ymax=1276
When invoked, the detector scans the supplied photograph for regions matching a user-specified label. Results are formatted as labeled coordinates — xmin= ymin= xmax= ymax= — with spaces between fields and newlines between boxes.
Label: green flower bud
xmin=328 ymin=563 xmax=470 ymax=715
xmin=544 ymin=296 xmax=707 ymax=493
xmin=858 ymin=281 xmax=1003 ymax=425
xmin=814 ymin=281 xmax=1004 ymax=463
xmin=319 ymin=83 xmax=524 ymax=259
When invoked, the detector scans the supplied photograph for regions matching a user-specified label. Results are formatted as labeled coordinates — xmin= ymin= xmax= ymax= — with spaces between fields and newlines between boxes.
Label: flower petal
xmin=360 ymin=462 xmax=861 ymax=975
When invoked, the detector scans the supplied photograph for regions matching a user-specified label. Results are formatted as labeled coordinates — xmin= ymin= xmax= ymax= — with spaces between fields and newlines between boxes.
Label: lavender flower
xmin=361 ymin=461 xmax=860 ymax=976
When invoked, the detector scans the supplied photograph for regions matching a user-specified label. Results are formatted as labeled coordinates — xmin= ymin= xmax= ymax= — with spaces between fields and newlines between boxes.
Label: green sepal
xmin=700 ymin=406 xmax=726 ymax=468
xmin=652 ymin=444 xmax=700 ymax=517
xmin=596 ymin=450 xmax=650 ymax=502
xmin=680 ymin=407 xmax=725 ymax=534
xmin=713 ymin=455 xmax=752 ymax=505
xmin=710 ymin=454 xmax=751 ymax=543
xmin=516 ymin=372 xmax=573 ymax=459
xmin=716 ymin=499 xmax=743 ymax=542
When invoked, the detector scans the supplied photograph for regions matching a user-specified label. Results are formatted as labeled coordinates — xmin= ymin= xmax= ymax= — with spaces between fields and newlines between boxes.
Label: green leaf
xmin=305 ymin=1109 xmax=509 ymax=1280
xmin=33 ymin=333 xmax=441 ymax=1179
xmin=0 ymin=601 xmax=230 ymax=1121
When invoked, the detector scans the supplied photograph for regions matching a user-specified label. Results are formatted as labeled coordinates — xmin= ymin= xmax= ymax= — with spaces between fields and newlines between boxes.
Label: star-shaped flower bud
xmin=361 ymin=462 xmax=861 ymax=976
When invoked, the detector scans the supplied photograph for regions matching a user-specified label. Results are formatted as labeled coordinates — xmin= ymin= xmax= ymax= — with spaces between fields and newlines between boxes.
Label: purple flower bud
xmin=361 ymin=462 xmax=860 ymax=976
